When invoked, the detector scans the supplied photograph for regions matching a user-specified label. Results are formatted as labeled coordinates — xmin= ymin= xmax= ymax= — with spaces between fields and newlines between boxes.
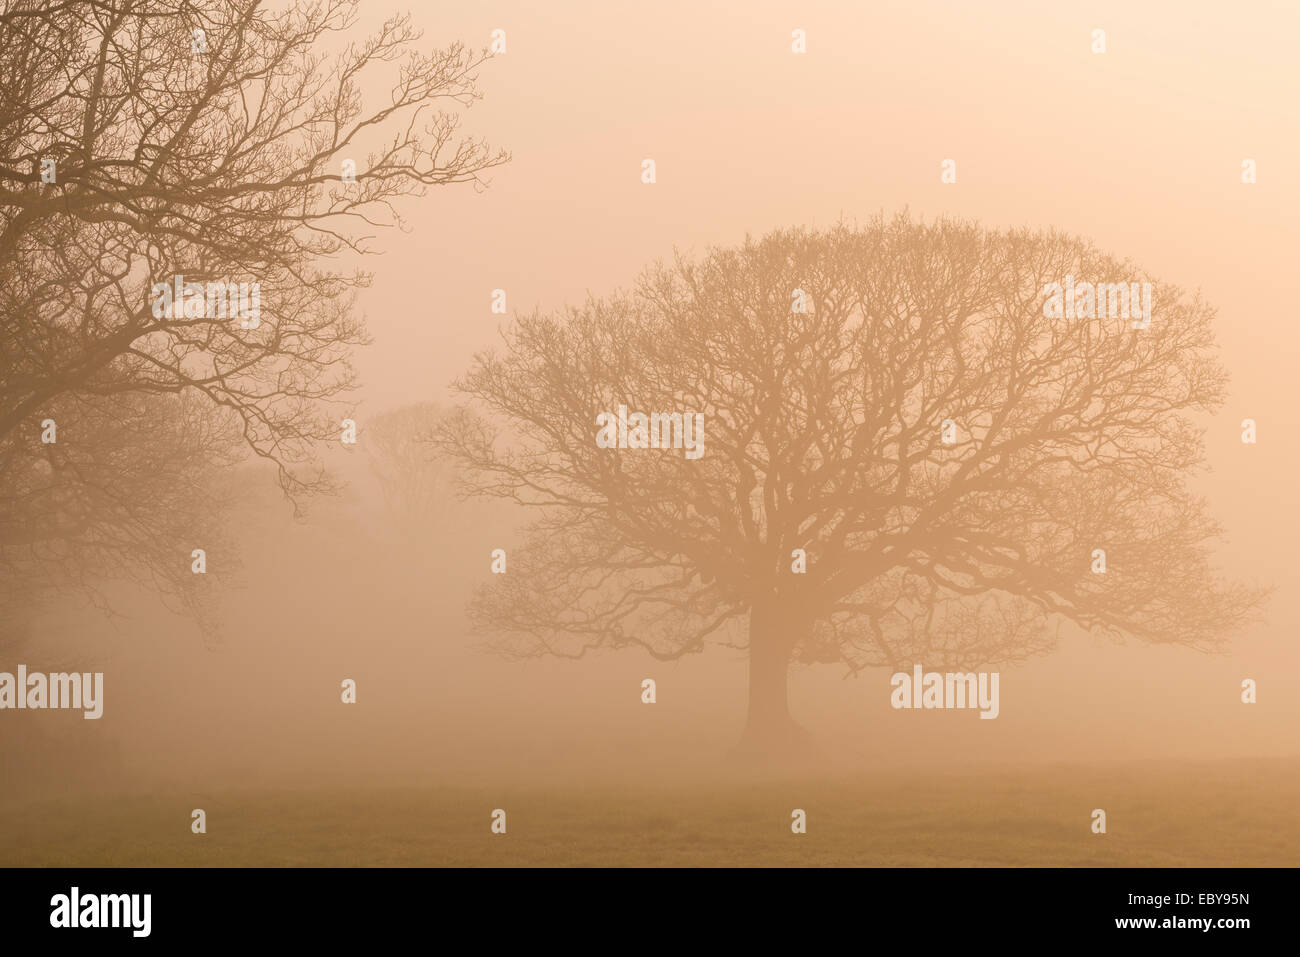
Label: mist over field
xmin=2 ymin=1 xmax=1298 ymax=867
xmin=3 ymin=440 xmax=1292 ymax=803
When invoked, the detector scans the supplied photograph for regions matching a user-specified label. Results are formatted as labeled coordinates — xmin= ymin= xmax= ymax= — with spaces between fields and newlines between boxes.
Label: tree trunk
xmin=734 ymin=599 xmax=814 ymax=762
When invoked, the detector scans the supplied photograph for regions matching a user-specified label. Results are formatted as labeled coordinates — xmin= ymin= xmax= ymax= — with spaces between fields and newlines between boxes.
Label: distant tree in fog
xmin=366 ymin=402 xmax=454 ymax=527
xmin=1 ymin=392 xmax=238 ymax=638
xmin=438 ymin=214 xmax=1267 ymax=757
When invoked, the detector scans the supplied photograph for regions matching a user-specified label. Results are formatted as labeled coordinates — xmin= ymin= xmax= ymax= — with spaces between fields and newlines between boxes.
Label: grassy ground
xmin=3 ymin=759 xmax=1296 ymax=866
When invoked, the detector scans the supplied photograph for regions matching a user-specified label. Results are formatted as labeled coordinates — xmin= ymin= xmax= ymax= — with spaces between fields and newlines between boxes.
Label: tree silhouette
xmin=0 ymin=0 xmax=506 ymax=639
xmin=1 ymin=389 xmax=239 ymax=640
xmin=439 ymin=214 xmax=1266 ymax=755
xmin=366 ymin=401 xmax=453 ymax=529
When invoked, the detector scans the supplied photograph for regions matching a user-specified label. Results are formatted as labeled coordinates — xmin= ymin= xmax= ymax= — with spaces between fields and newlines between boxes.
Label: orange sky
xmin=348 ymin=0 xmax=1299 ymax=768
xmin=15 ymin=1 xmax=1298 ymax=794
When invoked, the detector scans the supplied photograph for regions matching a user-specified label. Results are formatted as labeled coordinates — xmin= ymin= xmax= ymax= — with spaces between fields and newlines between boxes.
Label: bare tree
xmin=365 ymin=401 xmax=452 ymax=527
xmin=0 ymin=0 xmax=507 ymax=633
xmin=1 ymin=389 xmax=239 ymax=639
xmin=438 ymin=214 xmax=1267 ymax=756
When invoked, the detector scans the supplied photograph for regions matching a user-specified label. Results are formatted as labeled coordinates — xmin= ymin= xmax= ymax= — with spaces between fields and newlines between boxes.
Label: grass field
xmin=3 ymin=759 xmax=1296 ymax=866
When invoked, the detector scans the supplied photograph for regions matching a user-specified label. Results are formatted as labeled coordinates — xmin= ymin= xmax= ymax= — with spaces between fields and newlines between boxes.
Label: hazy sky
xmin=349 ymin=0 xmax=1299 ymax=767
xmin=13 ymin=0 xmax=1298 ymax=797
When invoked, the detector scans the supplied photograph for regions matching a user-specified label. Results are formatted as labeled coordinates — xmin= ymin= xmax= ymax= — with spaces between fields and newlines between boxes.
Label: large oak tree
xmin=440 ymin=215 xmax=1265 ymax=755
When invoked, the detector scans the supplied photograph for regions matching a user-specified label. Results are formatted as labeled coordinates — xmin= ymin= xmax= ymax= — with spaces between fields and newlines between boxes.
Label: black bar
xmin=0 ymin=866 xmax=1279 ymax=944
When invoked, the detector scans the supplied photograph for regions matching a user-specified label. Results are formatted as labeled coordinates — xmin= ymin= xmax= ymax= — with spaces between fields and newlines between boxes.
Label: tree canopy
xmin=440 ymin=214 xmax=1265 ymax=748
xmin=0 ymin=0 xmax=506 ymax=636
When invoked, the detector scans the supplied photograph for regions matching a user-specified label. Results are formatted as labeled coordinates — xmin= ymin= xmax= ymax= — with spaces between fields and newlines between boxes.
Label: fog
xmin=4 ymin=0 xmax=1297 ymax=808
